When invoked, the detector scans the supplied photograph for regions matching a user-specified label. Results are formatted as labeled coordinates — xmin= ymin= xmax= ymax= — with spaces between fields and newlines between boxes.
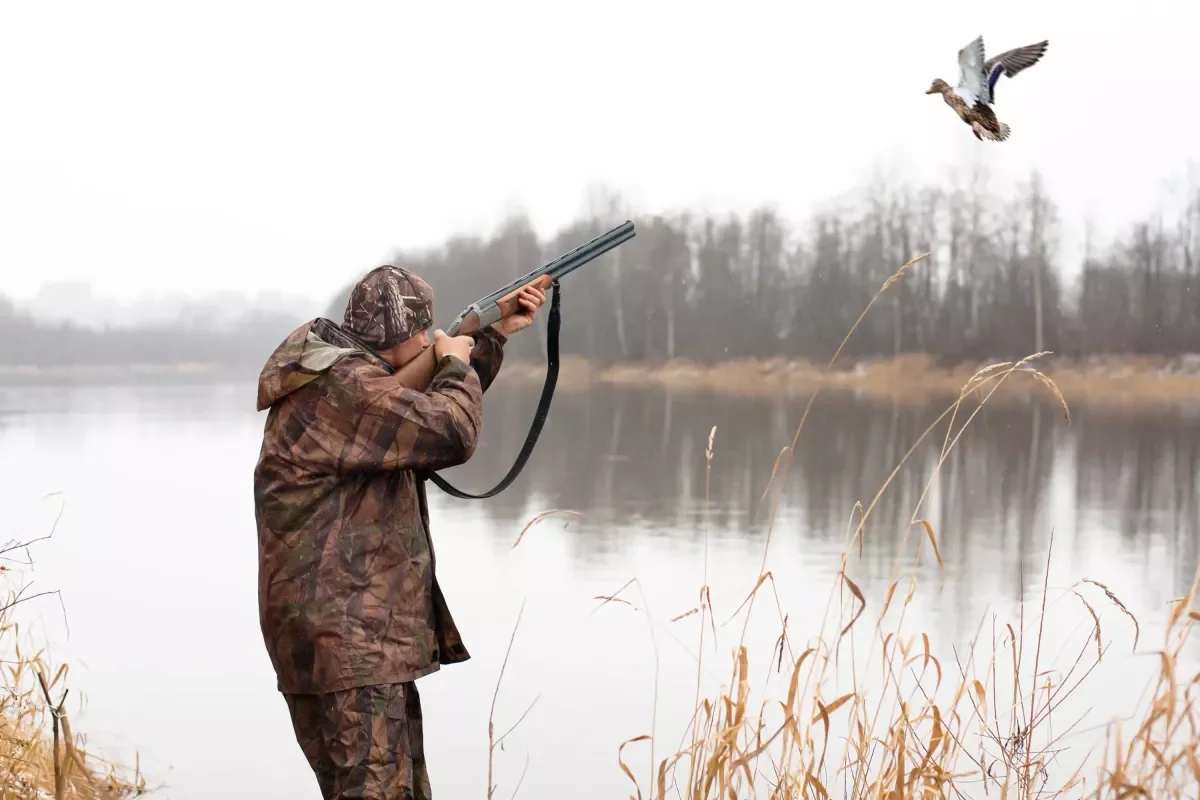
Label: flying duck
xmin=926 ymin=36 xmax=1049 ymax=142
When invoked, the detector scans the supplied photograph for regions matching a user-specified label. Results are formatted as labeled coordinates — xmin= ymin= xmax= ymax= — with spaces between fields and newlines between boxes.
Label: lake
xmin=1 ymin=375 xmax=1197 ymax=798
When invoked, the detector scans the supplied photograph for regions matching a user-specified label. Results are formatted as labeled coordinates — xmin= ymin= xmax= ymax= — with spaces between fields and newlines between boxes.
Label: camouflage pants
xmin=283 ymin=681 xmax=432 ymax=800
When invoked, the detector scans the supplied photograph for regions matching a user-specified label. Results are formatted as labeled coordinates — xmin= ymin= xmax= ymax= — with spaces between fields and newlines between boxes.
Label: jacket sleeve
xmin=304 ymin=355 xmax=485 ymax=475
xmin=469 ymin=326 xmax=507 ymax=393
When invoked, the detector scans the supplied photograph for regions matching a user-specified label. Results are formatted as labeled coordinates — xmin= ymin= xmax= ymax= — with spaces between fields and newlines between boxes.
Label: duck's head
xmin=925 ymin=79 xmax=950 ymax=95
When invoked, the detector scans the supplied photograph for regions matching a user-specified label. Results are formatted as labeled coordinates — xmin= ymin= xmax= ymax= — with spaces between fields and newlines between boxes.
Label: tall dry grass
xmin=0 ymin=503 xmax=146 ymax=799
xmin=491 ymin=251 xmax=1200 ymax=799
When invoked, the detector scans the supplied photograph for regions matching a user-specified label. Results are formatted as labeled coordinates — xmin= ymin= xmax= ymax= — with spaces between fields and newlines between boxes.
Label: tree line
xmin=0 ymin=296 xmax=301 ymax=369
xmin=328 ymin=166 xmax=1200 ymax=367
xmin=4 ymin=164 xmax=1199 ymax=370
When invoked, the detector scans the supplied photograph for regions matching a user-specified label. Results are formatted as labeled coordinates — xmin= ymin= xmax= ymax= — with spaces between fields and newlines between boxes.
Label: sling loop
xmin=427 ymin=279 xmax=562 ymax=499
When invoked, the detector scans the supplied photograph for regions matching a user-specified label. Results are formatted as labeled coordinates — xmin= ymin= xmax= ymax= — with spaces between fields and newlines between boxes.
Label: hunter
xmin=252 ymin=264 xmax=544 ymax=799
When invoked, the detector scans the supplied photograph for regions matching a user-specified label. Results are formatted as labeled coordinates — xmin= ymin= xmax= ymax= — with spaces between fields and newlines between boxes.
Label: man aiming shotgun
xmin=388 ymin=219 xmax=637 ymax=395
xmin=252 ymin=221 xmax=635 ymax=799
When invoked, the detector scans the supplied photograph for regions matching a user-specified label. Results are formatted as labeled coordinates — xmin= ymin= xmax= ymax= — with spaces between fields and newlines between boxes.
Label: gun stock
xmin=390 ymin=341 xmax=441 ymax=392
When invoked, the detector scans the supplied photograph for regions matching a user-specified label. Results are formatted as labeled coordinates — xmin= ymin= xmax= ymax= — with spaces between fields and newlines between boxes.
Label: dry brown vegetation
xmin=492 ymin=252 xmax=1200 ymax=799
xmin=614 ymin=529 xmax=1199 ymax=800
xmin=497 ymin=351 xmax=1200 ymax=411
xmin=0 ymin=512 xmax=146 ymax=799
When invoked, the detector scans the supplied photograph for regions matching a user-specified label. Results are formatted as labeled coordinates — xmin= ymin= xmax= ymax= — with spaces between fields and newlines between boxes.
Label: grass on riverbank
xmin=496 ymin=350 xmax=1200 ymax=411
xmin=491 ymin=251 xmax=1200 ymax=798
xmin=0 ymin=527 xmax=146 ymax=798
xmin=617 ymin=511 xmax=1198 ymax=798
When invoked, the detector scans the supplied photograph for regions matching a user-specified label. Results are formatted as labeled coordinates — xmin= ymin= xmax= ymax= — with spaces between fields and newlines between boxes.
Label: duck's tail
xmin=973 ymin=119 xmax=1011 ymax=142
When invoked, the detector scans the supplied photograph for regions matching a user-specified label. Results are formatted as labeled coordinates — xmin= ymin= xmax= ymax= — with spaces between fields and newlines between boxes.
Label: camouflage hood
xmin=256 ymin=318 xmax=385 ymax=412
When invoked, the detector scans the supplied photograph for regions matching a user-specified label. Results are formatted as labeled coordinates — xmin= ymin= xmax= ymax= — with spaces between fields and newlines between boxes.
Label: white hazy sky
xmin=2 ymin=0 xmax=1198 ymax=308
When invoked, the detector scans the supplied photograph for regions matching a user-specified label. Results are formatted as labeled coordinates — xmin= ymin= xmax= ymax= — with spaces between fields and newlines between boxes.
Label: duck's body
xmin=927 ymin=36 xmax=1048 ymax=141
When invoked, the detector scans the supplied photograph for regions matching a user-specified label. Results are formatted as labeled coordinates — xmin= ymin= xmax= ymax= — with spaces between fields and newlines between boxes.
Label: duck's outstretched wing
xmin=955 ymin=36 xmax=989 ymax=106
xmin=984 ymin=40 xmax=1049 ymax=102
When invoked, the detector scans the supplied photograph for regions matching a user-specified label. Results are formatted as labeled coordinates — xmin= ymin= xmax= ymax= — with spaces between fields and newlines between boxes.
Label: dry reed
xmin=0 ymin=505 xmax=146 ymax=799
xmin=490 ymin=251 xmax=1199 ymax=799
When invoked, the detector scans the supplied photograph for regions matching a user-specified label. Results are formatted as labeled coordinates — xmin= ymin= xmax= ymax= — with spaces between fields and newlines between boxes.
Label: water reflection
xmin=6 ymin=377 xmax=1196 ymax=603
xmin=7 ymin=377 xmax=1195 ymax=602
xmin=438 ymin=382 xmax=1198 ymax=601
xmin=1073 ymin=408 xmax=1200 ymax=592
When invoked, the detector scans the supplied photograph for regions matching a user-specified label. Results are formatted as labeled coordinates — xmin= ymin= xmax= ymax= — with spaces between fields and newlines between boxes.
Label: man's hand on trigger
xmin=433 ymin=329 xmax=474 ymax=364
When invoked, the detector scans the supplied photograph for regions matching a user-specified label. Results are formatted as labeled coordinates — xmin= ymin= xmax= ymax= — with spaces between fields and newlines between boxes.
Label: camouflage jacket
xmin=253 ymin=317 xmax=506 ymax=695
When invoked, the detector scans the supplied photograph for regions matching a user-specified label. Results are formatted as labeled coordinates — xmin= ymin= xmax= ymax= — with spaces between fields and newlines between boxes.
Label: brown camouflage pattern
xmin=343 ymin=265 xmax=436 ymax=350
xmin=284 ymin=681 xmax=431 ymax=799
xmin=254 ymin=315 xmax=506 ymax=695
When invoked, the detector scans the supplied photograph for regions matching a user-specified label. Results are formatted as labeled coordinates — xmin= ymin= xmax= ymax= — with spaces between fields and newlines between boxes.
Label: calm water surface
xmin=0 ymin=377 xmax=1197 ymax=798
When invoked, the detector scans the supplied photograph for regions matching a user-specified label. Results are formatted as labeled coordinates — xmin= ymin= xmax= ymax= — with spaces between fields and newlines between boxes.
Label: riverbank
xmin=495 ymin=352 xmax=1200 ymax=411
xmin=0 ymin=362 xmax=246 ymax=387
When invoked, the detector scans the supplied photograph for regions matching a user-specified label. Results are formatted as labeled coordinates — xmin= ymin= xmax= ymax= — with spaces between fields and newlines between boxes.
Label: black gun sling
xmin=426 ymin=279 xmax=562 ymax=499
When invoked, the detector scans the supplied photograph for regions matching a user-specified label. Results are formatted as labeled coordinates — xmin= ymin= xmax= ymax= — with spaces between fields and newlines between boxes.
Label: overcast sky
xmin=2 ymin=0 xmax=1197 ymax=308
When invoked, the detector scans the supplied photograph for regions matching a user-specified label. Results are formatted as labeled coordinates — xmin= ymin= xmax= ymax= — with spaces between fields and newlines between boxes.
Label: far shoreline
xmin=495 ymin=352 xmax=1200 ymax=412
xmin=3 ymin=353 xmax=1199 ymax=412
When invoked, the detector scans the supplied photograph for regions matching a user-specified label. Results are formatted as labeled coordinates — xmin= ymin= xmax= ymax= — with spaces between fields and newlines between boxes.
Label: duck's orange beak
xmin=925 ymin=87 xmax=937 ymax=94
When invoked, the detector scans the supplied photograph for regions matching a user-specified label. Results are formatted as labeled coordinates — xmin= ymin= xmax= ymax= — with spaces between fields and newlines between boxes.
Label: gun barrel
xmin=475 ymin=220 xmax=635 ymax=308
xmin=548 ymin=221 xmax=635 ymax=281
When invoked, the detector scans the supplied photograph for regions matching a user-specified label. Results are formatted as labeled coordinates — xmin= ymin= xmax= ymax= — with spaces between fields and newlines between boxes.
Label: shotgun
xmin=392 ymin=220 xmax=636 ymax=392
